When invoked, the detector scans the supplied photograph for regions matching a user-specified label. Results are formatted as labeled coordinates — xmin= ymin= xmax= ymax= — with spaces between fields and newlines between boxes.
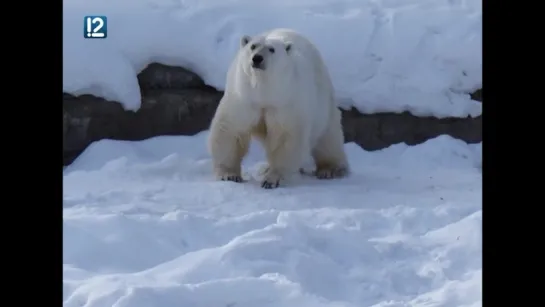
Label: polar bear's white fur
xmin=207 ymin=28 xmax=349 ymax=189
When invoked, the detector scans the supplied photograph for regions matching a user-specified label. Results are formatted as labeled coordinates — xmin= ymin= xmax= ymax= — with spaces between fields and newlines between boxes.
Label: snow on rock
xmin=63 ymin=0 xmax=482 ymax=117
xmin=63 ymin=133 xmax=482 ymax=307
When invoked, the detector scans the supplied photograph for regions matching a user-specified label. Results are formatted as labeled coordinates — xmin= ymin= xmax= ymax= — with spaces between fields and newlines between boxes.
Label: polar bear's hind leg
xmin=312 ymin=110 xmax=350 ymax=180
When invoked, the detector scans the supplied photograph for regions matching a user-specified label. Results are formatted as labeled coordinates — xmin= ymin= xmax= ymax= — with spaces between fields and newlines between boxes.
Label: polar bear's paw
xmin=217 ymin=170 xmax=244 ymax=183
xmin=261 ymin=168 xmax=283 ymax=189
xmin=261 ymin=180 xmax=280 ymax=189
xmin=222 ymin=175 xmax=244 ymax=183
xmin=315 ymin=166 xmax=349 ymax=180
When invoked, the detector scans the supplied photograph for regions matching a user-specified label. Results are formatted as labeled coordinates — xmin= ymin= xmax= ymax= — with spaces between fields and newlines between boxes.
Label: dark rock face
xmin=137 ymin=63 xmax=206 ymax=93
xmin=63 ymin=62 xmax=482 ymax=166
xmin=341 ymin=108 xmax=481 ymax=151
xmin=63 ymin=89 xmax=222 ymax=165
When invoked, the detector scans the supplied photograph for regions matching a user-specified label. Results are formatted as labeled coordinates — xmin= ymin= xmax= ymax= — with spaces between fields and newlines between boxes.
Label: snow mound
xmin=63 ymin=133 xmax=482 ymax=307
xmin=63 ymin=0 xmax=482 ymax=117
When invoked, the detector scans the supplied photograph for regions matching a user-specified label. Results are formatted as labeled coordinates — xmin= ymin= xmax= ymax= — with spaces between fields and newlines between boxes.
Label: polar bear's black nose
xmin=252 ymin=54 xmax=263 ymax=65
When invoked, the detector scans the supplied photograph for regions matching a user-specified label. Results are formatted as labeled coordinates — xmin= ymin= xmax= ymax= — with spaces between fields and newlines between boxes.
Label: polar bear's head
xmin=239 ymin=34 xmax=293 ymax=76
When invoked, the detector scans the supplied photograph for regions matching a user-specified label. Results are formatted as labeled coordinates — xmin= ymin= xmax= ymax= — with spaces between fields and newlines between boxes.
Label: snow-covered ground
xmin=63 ymin=0 xmax=482 ymax=118
xmin=63 ymin=133 xmax=482 ymax=307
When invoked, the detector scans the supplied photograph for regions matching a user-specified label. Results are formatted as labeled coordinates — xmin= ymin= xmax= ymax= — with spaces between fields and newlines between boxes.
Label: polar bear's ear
xmin=240 ymin=35 xmax=251 ymax=48
xmin=285 ymin=43 xmax=292 ymax=53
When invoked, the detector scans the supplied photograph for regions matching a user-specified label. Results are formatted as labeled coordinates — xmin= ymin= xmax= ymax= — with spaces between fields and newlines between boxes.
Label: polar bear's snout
xmin=251 ymin=54 xmax=264 ymax=69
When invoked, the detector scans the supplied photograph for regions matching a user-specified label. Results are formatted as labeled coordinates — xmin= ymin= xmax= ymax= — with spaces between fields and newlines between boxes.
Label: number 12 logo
xmin=84 ymin=16 xmax=107 ymax=39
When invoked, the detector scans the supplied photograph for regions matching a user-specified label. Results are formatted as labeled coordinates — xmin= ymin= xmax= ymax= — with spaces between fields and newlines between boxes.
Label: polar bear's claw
xmin=222 ymin=175 xmax=244 ymax=183
xmin=261 ymin=180 xmax=280 ymax=189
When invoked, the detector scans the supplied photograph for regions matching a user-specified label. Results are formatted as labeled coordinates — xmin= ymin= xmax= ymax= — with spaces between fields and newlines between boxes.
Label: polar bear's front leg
xmin=208 ymin=102 xmax=256 ymax=183
xmin=209 ymin=131 xmax=251 ymax=182
xmin=261 ymin=110 xmax=308 ymax=189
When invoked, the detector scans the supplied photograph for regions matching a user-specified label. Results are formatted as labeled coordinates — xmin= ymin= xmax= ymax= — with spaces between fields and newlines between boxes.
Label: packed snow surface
xmin=63 ymin=133 xmax=482 ymax=307
xmin=63 ymin=0 xmax=482 ymax=118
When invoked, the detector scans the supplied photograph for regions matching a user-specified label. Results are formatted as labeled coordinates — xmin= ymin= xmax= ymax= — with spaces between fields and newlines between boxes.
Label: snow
xmin=63 ymin=133 xmax=482 ymax=307
xmin=63 ymin=0 xmax=482 ymax=118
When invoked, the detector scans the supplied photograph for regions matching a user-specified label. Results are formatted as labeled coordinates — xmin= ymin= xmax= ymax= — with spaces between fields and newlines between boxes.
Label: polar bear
xmin=207 ymin=28 xmax=349 ymax=189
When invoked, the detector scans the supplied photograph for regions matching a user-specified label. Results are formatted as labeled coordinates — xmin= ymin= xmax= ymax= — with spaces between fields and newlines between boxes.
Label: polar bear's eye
xmin=269 ymin=48 xmax=275 ymax=53
xmin=250 ymin=44 xmax=257 ymax=50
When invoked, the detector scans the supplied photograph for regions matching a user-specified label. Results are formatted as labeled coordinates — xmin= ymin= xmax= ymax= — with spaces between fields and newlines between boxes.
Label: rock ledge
xmin=63 ymin=63 xmax=482 ymax=166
